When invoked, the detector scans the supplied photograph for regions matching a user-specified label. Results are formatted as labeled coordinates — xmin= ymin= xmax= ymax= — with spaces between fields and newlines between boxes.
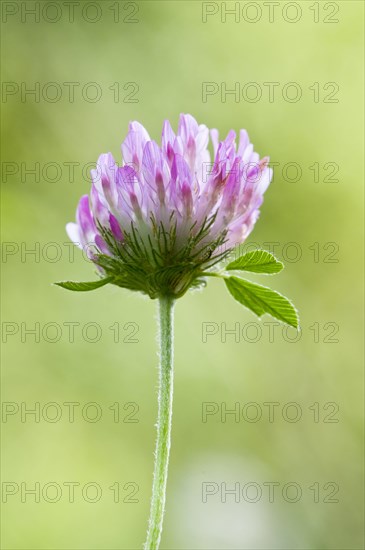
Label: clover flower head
xmin=66 ymin=114 xmax=272 ymax=298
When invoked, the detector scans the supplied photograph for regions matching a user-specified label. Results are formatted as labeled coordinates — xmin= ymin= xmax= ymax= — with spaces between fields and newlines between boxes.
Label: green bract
xmin=56 ymin=247 xmax=299 ymax=329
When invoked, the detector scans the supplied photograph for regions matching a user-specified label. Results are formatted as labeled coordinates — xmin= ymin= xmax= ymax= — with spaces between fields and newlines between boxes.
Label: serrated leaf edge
xmin=226 ymin=249 xmax=284 ymax=275
xmin=53 ymin=276 xmax=113 ymax=291
xmin=224 ymin=275 xmax=300 ymax=330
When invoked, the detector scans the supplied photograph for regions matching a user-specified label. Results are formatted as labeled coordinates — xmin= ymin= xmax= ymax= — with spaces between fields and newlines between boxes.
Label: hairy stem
xmin=144 ymin=296 xmax=175 ymax=549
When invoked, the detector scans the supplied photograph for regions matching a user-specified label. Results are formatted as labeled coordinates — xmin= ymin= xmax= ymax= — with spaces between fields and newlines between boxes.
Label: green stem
xmin=144 ymin=296 xmax=175 ymax=550
xmin=201 ymin=271 xmax=225 ymax=278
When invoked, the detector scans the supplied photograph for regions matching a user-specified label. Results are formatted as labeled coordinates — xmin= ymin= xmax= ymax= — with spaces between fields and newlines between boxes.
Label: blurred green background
xmin=1 ymin=1 xmax=364 ymax=548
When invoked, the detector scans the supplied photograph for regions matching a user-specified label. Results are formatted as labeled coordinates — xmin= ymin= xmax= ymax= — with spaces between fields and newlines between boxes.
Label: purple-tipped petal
xmin=181 ymin=181 xmax=193 ymax=218
xmin=76 ymin=195 xmax=97 ymax=245
xmin=109 ymin=214 xmax=123 ymax=240
xmin=162 ymin=119 xmax=176 ymax=158
xmin=90 ymin=183 xmax=109 ymax=226
xmin=178 ymin=113 xmax=199 ymax=144
xmin=94 ymin=234 xmax=109 ymax=255
xmin=121 ymin=121 xmax=151 ymax=171
xmin=237 ymin=129 xmax=249 ymax=156
xmin=117 ymin=165 xmax=146 ymax=219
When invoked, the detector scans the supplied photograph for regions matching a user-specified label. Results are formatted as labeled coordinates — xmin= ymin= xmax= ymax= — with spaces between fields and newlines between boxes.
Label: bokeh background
xmin=1 ymin=1 xmax=364 ymax=548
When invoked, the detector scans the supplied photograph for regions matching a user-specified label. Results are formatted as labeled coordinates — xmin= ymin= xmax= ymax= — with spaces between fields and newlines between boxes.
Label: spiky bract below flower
xmin=66 ymin=114 xmax=272 ymax=298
